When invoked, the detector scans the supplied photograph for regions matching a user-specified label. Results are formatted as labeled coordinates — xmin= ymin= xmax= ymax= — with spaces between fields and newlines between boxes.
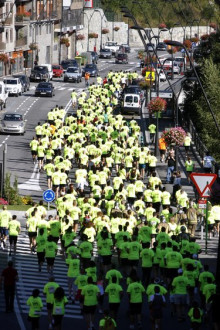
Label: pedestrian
xmin=85 ymin=72 xmax=90 ymax=87
xmin=0 ymin=261 xmax=18 ymax=313
xmin=99 ymin=309 xmax=117 ymax=330
xmin=43 ymin=276 xmax=59 ymax=329
xmin=8 ymin=214 xmax=21 ymax=256
xmin=81 ymin=276 xmax=100 ymax=330
xmin=0 ymin=205 xmax=12 ymax=250
xmin=52 ymin=286 xmax=68 ymax=330
xmin=188 ymin=301 xmax=203 ymax=330
xmin=202 ymin=152 xmax=214 ymax=173
xmin=186 ymin=200 xmax=198 ymax=237
xmin=184 ymin=132 xmax=192 ymax=156
xmin=149 ymin=285 xmax=166 ymax=330
xmin=185 ymin=157 xmax=194 ymax=183
xmin=148 ymin=123 xmax=156 ymax=144
xmin=165 ymin=152 xmax=176 ymax=184
xmin=158 ymin=136 xmax=167 ymax=162
xmin=27 ymin=289 xmax=43 ymax=330
xmin=127 ymin=274 xmax=145 ymax=329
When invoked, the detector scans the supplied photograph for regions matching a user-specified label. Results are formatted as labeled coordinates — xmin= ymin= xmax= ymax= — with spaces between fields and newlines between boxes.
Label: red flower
xmin=147 ymin=97 xmax=167 ymax=114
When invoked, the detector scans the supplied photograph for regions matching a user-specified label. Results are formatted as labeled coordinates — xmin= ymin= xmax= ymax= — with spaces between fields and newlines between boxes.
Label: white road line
xmin=18 ymin=163 xmax=42 ymax=192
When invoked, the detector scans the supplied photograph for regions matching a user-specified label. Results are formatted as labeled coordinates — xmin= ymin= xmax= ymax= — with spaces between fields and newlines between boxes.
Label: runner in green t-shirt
xmin=43 ymin=276 xmax=59 ymax=328
xmin=105 ymin=276 xmax=123 ymax=319
xmin=8 ymin=215 xmax=20 ymax=256
xmin=81 ymin=277 xmax=100 ymax=329
xmin=26 ymin=289 xmax=43 ymax=329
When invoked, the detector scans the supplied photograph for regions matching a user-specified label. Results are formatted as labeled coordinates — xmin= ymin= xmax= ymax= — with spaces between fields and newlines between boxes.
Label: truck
xmin=0 ymin=81 xmax=8 ymax=109
xmin=104 ymin=41 xmax=120 ymax=55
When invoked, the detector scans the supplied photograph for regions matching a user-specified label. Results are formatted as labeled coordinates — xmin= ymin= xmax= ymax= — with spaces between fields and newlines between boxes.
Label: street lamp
xmin=83 ymin=10 xmax=96 ymax=52
xmin=94 ymin=9 xmax=105 ymax=50
xmin=165 ymin=40 xmax=220 ymax=136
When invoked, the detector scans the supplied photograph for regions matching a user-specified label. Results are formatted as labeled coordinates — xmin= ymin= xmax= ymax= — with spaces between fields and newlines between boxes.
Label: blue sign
xmin=43 ymin=189 xmax=55 ymax=203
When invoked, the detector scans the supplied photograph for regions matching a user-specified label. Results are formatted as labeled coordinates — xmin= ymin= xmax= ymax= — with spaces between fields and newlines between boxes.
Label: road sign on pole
xmin=190 ymin=173 xmax=217 ymax=197
xmin=43 ymin=189 xmax=55 ymax=210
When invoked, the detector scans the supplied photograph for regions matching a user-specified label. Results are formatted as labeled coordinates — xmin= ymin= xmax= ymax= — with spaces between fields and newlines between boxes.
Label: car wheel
xmin=19 ymin=92 xmax=22 ymax=96
xmin=64 ymin=78 xmax=67 ymax=82
xmin=3 ymin=101 xmax=6 ymax=108
xmin=16 ymin=93 xmax=19 ymax=97
xmin=50 ymin=93 xmax=53 ymax=97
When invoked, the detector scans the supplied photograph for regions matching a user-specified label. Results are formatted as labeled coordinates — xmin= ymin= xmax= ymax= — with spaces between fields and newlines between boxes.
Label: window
xmin=10 ymin=28 xmax=13 ymax=43
xmin=134 ymin=96 xmax=139 ymax=103
xmin=125 ymin=96 xmax=133 ymax=103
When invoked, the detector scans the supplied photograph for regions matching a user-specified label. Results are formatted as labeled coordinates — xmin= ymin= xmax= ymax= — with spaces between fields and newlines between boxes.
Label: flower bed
xmin=88 ymin=33 xmax=98 ymax=39
xmin=147 ymin=97 xmax=167 ymax=114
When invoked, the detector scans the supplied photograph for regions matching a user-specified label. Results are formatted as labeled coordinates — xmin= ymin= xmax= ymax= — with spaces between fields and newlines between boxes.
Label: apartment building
xmin=0 ymin=0 xmax=84 ymax=76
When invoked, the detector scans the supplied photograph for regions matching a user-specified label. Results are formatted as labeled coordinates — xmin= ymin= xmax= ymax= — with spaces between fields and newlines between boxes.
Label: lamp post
xmin=165 ymin=40 xmax=220 ymax=137
xmin=94 ymin=9 xmax=105 ymax=50
xmin=83 ymin=10 xmax=96 ymax=52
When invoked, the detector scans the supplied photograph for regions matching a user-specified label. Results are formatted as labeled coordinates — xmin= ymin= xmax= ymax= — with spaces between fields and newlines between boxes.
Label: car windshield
xmin=124 ymin=87 xmax=140 ymax=94
xmin=38 ymin=83 xmax=51 ymax=88
xmin=53 ymin=65 xmax=61 ymax=69
xmin=61 ymin=61 xmax=77 ymax=69
xmin=14 ymin=76 xmax=24 ymax=82
xmin=4 ymin=114 xmax=22 ymax=121
xmin=85 ymin=65 xmax=95 ymax=69
xmin=117 ymin=54 xmax=126 ymax=58
xmin=106 ymin=42 xmax=117 ymax=46
xmin=34 ymin=66 xmax=48 ymax=72
xmin=4 ymin=80 xmax=17 ymax=84
xmin=175 ymin=58 xmax=183 ymax=62
xmin=101 ymin=49 xmax=109 ymax=52
xmin=67 ymin=68 xmax=79 ymax=73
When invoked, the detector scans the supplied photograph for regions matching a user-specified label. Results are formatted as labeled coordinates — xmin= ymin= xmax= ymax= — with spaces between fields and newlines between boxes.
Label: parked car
xmin=82 ymin=64 xmax=98 ymax=77
xmin=88 ymin=51 xmax=99 ymax=64
xmin=0 ymin=81 xmax=8 ymax=109
xmin=0 ymin=113 xmax=26 ymax=135
xmin=156 ymin=42 xmax=167 ymax=51
xmin=115 ymin=52 xmax=128 ymax=64
xmin=146 ymin=43 xmax=155 ymax=52
xmin=119 ymin=44 xmax=131 ymax=53
xmin=3 ymin=78 xmax=23 ymax=96
xmin=174 ymin=56 xmax=185 ymax=68
xmin=173 ymin=63 xmax=181 ymax=74
xmin=61 ymin=59 xmax=78 ymax=73
xmin=35 ymin=82 xmax=55 ymax=97
xmin=40 ymin=64 xmax=53 ymax=80
xmin=122 ymin=93 xmax=142 ymax=115
xmin=30 ymin=66 xmax=50 ymax=82
xmin=13 ymin=74 xmax=30 ymax=92
xmin=52 ymin=64 xmax=64 ymax=78
xmin=64 ymin=67 xmax=82 ymax=82
xmin=99 ymin=48 xmax=112 ymax=59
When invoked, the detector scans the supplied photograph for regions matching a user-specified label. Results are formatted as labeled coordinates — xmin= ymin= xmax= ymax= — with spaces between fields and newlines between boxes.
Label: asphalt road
xmin=0 ymin=48 xmax=187 ymax=330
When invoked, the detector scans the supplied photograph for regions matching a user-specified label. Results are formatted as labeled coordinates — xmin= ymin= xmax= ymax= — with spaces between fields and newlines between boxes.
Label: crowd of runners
xmin=0 ymin=70 xmax=219 ymax=330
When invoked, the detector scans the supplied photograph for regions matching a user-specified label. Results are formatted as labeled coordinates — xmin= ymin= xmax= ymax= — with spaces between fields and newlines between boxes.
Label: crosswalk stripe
xmin=14 ymin=232 xmax=83 ymax=319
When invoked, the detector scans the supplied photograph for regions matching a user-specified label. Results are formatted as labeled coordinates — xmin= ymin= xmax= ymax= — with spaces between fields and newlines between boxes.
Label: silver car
xmin=64 ymin=67 xmax=82 ymax=83
xmin=0 ymin=113 xmax=26 ymax=135
xmin=99 ymin=48 xmax=112 ymax=59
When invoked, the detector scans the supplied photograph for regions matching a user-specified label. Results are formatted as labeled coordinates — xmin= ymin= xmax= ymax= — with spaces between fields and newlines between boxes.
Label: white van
xmin=0 ymin=81 xmax=8 ymax=109
xmin=40 ymin=64 xmax=53 ymax=80
xmin=3 ymin=78 xmax=23 ymax=97
xmin=122 ymin=93 xmax=142 ymax=115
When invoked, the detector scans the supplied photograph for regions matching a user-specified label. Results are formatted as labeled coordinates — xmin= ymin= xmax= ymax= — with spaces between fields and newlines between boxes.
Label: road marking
xmin=18 ymin=163 xmax=42 ymax=192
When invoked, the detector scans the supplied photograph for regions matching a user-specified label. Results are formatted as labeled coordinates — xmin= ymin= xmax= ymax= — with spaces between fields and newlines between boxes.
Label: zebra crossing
xmin=29 ymin=85 xmax=84 ymax=92
xmin=14 ymin=228 xmax=86 ymax=320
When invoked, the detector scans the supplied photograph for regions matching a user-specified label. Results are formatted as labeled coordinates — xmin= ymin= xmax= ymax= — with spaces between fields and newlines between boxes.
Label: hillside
xmin=97 ymin=0 xmax=220 ymax=28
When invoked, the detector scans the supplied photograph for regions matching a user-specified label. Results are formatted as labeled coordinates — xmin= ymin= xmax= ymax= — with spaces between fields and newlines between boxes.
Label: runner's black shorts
xmin=28 ymin=231 xmax=37 ymax=238
xmin=0 ymin=227 xmax=8 ymax=236
xmin=53 ymin=315 xmax=63 ymax=326
xmin=83 ymin=304 xmax=97 ymax=314
xmin=38 ymin=157 xmax=44 ymax=161
xmin=47 ymin=303 xmax=53 ymax=310
xmin=46 ymin=257 xmax=55 ymax=266
xmin=60 ymin=184 xmax=66 ymax=189
xmin=31 ymin=150 xmax=37 ymax=156
xmin=37 ymin=252 xmax=45 ymax=263
xmin=129 ymin=259 xmax=139 ymax=267
xmin=109 ymin=302 xmax=120 ymax=312
xmin=47 ymin=176 xmax=52 ymax=180
xmin=53 ymin=184 xmax=59 ymax=189
xmin=208 ymin=224 xmax=214 ymax=231
xmin=130 ymin=302 xmax=142 ymax=314
xmin=28 ymin=316 xmax=40 ymax=328
xmin=120 ymin=258 xmax=128 ymax=266
xmin=9 ymin=235 xmax=17 ymax=245
xmin=51 ymin=236 xmax=59 ymax=243
xmin=102 ymin=255 xmax=112 ymax=265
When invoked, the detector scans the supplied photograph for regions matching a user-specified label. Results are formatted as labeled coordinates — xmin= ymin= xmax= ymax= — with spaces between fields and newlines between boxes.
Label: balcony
xmin=15 ymin=14 xmax=30 ymax=27
xmin=0 ymin=41 xmax=6 ymax=50
xmin=15 ymin=36 xmax=27 ymax=48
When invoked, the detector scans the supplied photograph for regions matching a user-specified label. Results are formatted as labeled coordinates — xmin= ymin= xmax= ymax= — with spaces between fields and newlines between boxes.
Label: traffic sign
xmin=151 ymin=91 xmax=173 ymax=99
xmin=43 ymin=189 xmax=55 ymax=203
xmin=198 ymin=199 xmax=207 ymax=209
xmin=190 ymin=173 xmax=217 ymax=197
xmin=145 ymin=71 xmax=155 ymax=82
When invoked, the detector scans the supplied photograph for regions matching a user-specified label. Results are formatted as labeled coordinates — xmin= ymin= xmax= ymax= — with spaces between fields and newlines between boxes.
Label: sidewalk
xmin=144 ymin=112 xmax=218 ymax=274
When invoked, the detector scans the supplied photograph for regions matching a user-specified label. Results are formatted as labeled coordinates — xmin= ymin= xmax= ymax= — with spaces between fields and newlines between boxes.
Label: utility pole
xmin=2 ymin=143 xmax=7 ymax=195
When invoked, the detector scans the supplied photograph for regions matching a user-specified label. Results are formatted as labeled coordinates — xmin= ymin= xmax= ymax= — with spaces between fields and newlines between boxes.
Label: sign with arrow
xmin=190 ymin=173 xmax=217 ymax=198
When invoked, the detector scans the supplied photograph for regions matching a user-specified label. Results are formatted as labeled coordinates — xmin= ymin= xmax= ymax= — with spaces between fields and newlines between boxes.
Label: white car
xmin=3 ymin=78 xmax=23 ymax=96
xmin=104 ymin=41 xmax=120 ymax=55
